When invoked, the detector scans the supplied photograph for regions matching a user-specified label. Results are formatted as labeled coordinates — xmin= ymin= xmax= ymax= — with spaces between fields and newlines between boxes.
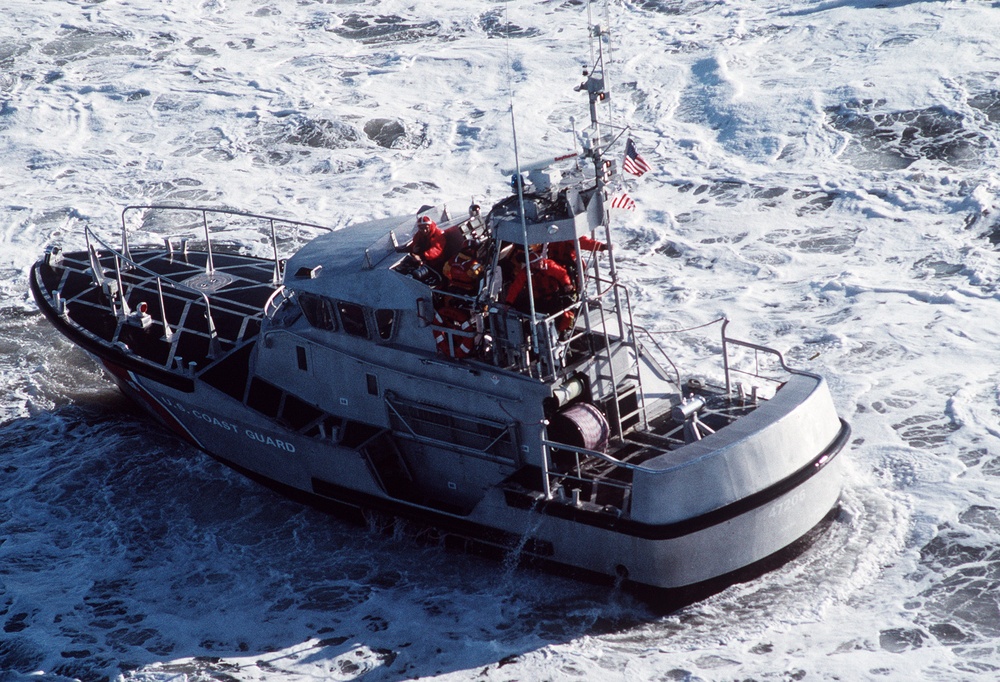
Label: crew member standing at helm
xmin=410 ymin=215 xmax=447 ymax=270
xmin=548 ymin=235 xmax=606 ymax=279
xmin=406 ymin=215 xmax=448 ymax=283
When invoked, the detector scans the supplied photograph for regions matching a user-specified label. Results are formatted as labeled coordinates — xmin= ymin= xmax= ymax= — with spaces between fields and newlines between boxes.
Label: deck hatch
xmin=180 ymin=271 xmax=236 ymax=293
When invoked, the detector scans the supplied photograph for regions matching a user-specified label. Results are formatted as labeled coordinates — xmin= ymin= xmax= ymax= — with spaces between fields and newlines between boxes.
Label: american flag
xmin=622 ymin=137 xmax=652 ymax=177
xmin=610 ymin=191 xmax=636 ymax=211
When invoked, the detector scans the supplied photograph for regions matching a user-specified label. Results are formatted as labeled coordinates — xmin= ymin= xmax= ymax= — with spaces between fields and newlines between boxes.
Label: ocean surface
xmin=3 ymin=0 xmax=1000 ymax=680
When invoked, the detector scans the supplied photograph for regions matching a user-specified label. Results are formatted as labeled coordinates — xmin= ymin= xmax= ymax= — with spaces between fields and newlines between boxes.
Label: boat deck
xmin=532 ymin=387 xmax=763 ymax=515
xmin=35 ymin=246 xmax=277 ymax=374
xmin=35 ymin=243 xmax=772 ymax=523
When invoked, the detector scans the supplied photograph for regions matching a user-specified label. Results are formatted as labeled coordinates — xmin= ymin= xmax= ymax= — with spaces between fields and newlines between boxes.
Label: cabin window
xmin=246 ymin=377 xmax=283 ymax=419
xmin=374 ymin=309 xmax=395 ymax=340
xmin=298 ymin=292 xmax=337 ymax=331
xmin=280 ymin=393 xmax=323 ymax=431
xmin=337 ymin=302 xmax=369 ymax=338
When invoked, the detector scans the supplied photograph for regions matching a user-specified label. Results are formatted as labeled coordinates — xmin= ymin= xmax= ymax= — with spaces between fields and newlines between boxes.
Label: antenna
xmin=503 ymin=0 xmax=541 ymax=356
xmin=600 ymin=0 xmax=617 ymax=132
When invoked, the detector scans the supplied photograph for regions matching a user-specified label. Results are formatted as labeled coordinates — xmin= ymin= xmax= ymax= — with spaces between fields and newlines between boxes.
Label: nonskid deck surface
xmin=36 ymin=246 xmax=276 ymax=372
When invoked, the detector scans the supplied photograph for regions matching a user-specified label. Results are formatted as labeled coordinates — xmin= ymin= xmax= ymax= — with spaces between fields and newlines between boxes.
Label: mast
xmin=580 ymin=10 xmax=626 ymax=339
xmin=500 ymin=0 xmax=630 ymax=378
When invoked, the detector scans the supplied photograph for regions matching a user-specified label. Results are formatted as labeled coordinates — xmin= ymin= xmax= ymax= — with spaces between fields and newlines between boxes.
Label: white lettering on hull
xmin=191 ymin=409 xmax=239 ymax=433
xmin=157 ymin=395 xmax=296 ymax=453
xmin=765 ymin=488 xmax=806 ymax=520
xmin=244 ymin=428 xmax=296 ymax=453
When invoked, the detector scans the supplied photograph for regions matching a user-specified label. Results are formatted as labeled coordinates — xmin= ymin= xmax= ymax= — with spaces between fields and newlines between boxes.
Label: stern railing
xmin=532 ymin=318 xmax=821 ymax=514
xmin=540 ymin=438 xmax=643 ymax=515
xmin=720 ymin=318 xmax=819 ymax=398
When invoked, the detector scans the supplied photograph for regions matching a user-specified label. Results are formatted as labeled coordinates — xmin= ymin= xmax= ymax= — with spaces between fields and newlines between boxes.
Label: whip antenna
xmin=503 ymin=0 xmax=541 ymax=357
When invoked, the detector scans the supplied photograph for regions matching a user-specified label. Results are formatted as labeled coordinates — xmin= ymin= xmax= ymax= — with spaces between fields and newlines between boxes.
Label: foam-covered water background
xmin=4 ymin=0 xmax=1000 ymax=680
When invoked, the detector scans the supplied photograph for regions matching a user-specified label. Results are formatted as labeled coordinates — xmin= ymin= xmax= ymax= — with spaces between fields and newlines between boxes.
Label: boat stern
xmin=623 ymin=372 xmax=849 ymax=587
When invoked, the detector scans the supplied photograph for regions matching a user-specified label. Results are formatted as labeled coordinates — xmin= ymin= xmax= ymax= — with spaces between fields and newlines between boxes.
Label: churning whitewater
xmin=3 ymin=1 xmax=1000 ymax=681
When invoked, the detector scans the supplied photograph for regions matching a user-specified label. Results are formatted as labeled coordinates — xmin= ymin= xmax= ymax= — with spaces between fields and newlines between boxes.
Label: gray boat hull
xmin=101 ymin=354 xmax=847 ymax=591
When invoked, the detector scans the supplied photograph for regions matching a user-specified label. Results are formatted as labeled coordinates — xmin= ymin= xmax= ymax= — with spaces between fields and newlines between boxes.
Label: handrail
xmin=542 ymin=439 xmax=655 ymax=473
xmin=85 ymin=204 xmax=335 ymax=366
xmin=87 ymin=225 xmax=218 ymax=305
xmin=263 ymin=286 xmax=291 ymax=320
xmin=384 ymin=392 xmax=517 ymax=463
xmin=720 ymin=318 xmax=819 ymax=394
xmin=120 ymin=204 xmax=335 ymax=233
xmin=541 ymin=438 xmax=643 ymax=514
xmin=86 ymin=225 xmax=224 ymax=359
xmin=519 ymin=275 xmax=634 ymax=382
xmin=119 ymin=204 xmax=335 ymax=286
xmin=632 ymin=324 xmax=682 ymax=390
xmin=532 ymin=318 xmax=823 ymax=498
xmin=634 ymin=316 xmax=815 ymax=397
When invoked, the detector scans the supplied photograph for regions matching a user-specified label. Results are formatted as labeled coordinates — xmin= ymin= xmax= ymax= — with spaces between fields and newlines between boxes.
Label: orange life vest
xmin=443 ymin=251 xmax=485 ymax=292
xmin=433 ymin=304 xmax=479 ymax=358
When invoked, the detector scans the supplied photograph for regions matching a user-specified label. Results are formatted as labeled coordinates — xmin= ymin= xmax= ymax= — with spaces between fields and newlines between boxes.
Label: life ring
xmin=433 ymin=305 xmax=478 ymax=358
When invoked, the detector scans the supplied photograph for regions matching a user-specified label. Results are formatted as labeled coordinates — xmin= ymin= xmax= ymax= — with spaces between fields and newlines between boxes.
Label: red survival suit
xmin=547 ymin=235 xmax=607 ymax=273
xmin=443 ymin=248 xmax=486 ymax=292
xmin=505 ymin=257 xmax=576 ymax=333
xmin=411 ymin=218 xmax=448 ymax=270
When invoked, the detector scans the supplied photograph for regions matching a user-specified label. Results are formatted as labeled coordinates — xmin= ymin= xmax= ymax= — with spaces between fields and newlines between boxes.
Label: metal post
xmin=114 ymin=255 xmax=130 ymax=318
xmin=620 ymin=287 xmax=649 ymax=429
xmin=86 ymin=231 xmax=105 ymax=286
xmin=721 ymin=318 xmax=732 ymax=395
xmin=269 ymin=219 xmax=280 ymax=285
xmin=202 ymin=293 xmax=221 ymax=358
xmin=202 ymin=210 xmax=215 ymax=275
xmin=157 ymin=277 xmax=174 ymax=342
xmin=539 ymin=439 xmax=553 ymax=500
xmin=511 ymin=157 xmax=541 ymax=376
xmin=120 ymin=211 xmax=134 ymax=267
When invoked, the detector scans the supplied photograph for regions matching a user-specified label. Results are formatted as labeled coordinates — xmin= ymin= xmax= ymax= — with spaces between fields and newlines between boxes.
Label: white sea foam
xmin=4 ymin=0 xmax=1000 ymax=680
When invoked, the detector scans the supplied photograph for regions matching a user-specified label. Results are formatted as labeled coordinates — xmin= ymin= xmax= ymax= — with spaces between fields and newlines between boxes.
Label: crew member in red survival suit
xmin=505 ymin=252 xmax=577 ymax=334
xmin=547 ymin=235 xmax=606 ymax=278
xmin=410 ymin=215 xmax=447 ymax=270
